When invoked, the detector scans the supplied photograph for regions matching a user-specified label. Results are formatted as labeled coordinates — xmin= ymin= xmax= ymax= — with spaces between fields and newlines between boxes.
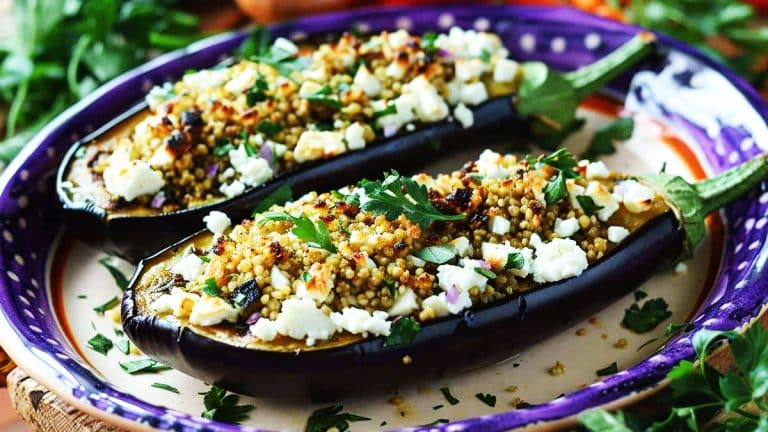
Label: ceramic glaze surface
xmin=0 ymin=5 xmax=767 ymax=432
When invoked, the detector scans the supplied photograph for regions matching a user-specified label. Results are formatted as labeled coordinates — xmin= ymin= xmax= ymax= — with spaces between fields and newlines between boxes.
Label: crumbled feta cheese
xmin=406 ymin=255 xmax=426 ymax=268
xmin=614 ymin=180 xmax=655 ymax=213
xmin=607 ymin=226 xmax=630 ymax=243
xmin=145 ymin=82 xmax=175 ymax=110
xmin=299 ymin=81 xmax=324 ymax=98
xmin=385 ymin=61 xmax=407 ymax=79
xmin=250 ymin=318 xmax=278 ymax=341
xmin=493 ymin=58 xmax=519 ymax=82
xmin=267 ymin=140 xmax=287 ymax=158
xmin=387 ymin=288 xmax=419 ymax=317
xmin=203 ymin=210 xmax=231 ymax=234
xmin=353 ymin=65 xmax=381 ymax=97
xmin=219 ymin=180 xmax=245 ymax=198
xmin=445 ymin=80 xmax=462 ymax=105
xmin=459 ymin=82 xmax=489 ymax=105
xmin=675 ymin=262 xmax=688 ymax=274
xmin=586 ymin=181 xmax=619 ymax=221
xmin=403 ymin=76 xmax=449 ymax=122
xmin=274 ymin=298 xmax=338 ymax=345
xmin=331 ymin=307 xmax=391 ymax=337
xmin=476 ymin=149 xmax=512 ymax=179
xmin=453 ymin=103 xmax=474 ymax=128
xmin=554 ymin=217 xmax=580 ymax=238
xmin=585 ymin=161 xmax=611 ymax=179
xmin=376 ymin=94 xmax=417 ymax=130
xmin=103 ymin=148 xmax=165 ymax=201
xmin=530 ymin=234 xmax=589 ymax=283
xmin=270 ymin=265 xmax=291 ymax=290
xmin=481 ymin=242 xmax=532 ymax=277
xmin=224 ymin=67 xmax=258 ymax=95
xmin=189 ymin=295 xmax=239 ymax=326
xmin=436 ymin=264 xmax=488 ymax=293
xmin=489 ymin=215 xmax=511 ymax=235
xmin=294 ymin=131 xmax=346 ymax=163
xmin=182 ymin=69 xmax=228 ymax=92
xmin=449 ymin=236 xmax=473 ymax=257
xmin=221 ymin=167 xmax=235 ymax=180
xmin=423 ymin=289 xmax=472 ymax=317
xmin=455 ymin=58 xmax=488 ymax=82
xmin=148 ymin=145 xmax=175 ymax=168
xmin=566 ymin=179 xmax=586 ymax=210
xmin=228 ymin=146 xmax=273 ymax=187
xmin=345 ymin=122 xmax=367 ymax=151
xmin=151 ymin=287 xmax=198 ymax=318
xmin=273 ymin=37 xmax=299 ymax=56
xmin=387 ymin=29 xmax=410 ymax=49
xmin=297 ymin=262 xmax=333 ymax=302
xmin=303 ymin=67 xmax=327 ymax=82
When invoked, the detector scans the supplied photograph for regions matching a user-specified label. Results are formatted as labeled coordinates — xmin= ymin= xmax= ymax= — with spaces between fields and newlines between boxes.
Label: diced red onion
xmin=437 ymin=48 xmax=453 ymax=59
xmin=446 ymin=285 xmax=460 ymax=304
xmin=246 ymin=312 xmax=261 ymax=325
xmin=260 ymin=144 xmax=274 ymax=168
xmin=468 ymin=259 xmax=491 ymax=270
xmin=383 ymin=125 xmax=398 ymax=137
xmin=206 ymin=163 xmax=219 ymax=178
xmin=150 ymin=193 xmax=166 ymax=209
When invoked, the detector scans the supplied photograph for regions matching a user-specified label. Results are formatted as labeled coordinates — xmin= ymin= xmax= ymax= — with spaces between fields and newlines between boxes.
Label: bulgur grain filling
xmin=64 ymin=27 xmax=521 ymax=213
xmin=146 ymin=149 xmax=669 ymax=348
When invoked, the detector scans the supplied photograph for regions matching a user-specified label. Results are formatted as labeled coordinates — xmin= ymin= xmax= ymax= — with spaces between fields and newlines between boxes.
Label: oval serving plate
xmin=1 ymin=5 xmax=768 ymax=431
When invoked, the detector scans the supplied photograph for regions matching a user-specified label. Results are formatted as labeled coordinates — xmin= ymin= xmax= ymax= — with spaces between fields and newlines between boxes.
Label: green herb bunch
xmin=0 ymin=0 xmax=203 ymax=162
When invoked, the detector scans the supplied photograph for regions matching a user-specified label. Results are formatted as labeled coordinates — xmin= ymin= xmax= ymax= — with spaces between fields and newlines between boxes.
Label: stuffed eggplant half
xmin=123 ymin=149 xmax=767 ymax=400
xmin=58 ymin=28 xmax=655 ymax=262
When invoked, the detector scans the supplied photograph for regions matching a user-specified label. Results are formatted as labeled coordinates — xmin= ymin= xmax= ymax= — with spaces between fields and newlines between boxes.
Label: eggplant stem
xmin=695 ymin=154 xmax=768 ymax=215
xmin=565 ymin=32 xmax=656 ymax=101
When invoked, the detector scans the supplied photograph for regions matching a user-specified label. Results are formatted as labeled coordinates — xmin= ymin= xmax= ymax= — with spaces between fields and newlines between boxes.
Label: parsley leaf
xmin=421 ymin=418 xmax=450 ymax=427
xmin=372 ymin=104 xmax=397 ymax=120
xmin=506 ymin=252 xmax=525 ymax=270
xmin=475 ymin=392 xmax=497 ymax=407
xmin=119 ymin=358 xmax=171 ymax=374
xmin=440 ymin=387 xmax=460 ymax=405
xmin=384 ymin=317 xmax=421 ymax=347
xmin=151 ymin=382 xmax=180 ymax=394
xmin=304 ymin=84 xmax=344 ymax=109
xmin=353 ymin=171 xmax=466 ymax=229
xmin=621 ymin=297 xmax=672 ymax=333
xmin=98 ymin=257 xmax=129 ymax=290
xmin=416 ymin=245 xmax=456 ymax=264
xmin=251 ymin=183 xmax=293 ymax=216
xmin=527 ymin=149 xmax=581 ymax=179
xmin=212 ymin=139 xmax=234 ymax=157
xmin=421 ymin=32 xmax=438 ymax=52
xmin=638 ymin=322 xmax=694 ymax=351
xmin=384 ymin=279 xmax=397 ymax=298
xmin=93 ymin=296 xmax=119 ymax=314
xmin=200 ymin=385 xmax=254 ymax=424
xmin=237 ymin=26 xmax=310 ymax=77
xmin=114 ymin=328 xmax=130 ymax=355
xmin=544 ymin=171 xmax=567 ymax=205
xmin=576 ymin=195 xmax=604 ymax=216
xmin=202 ymin=278 xmax=222 ymax=297
xmin=305 ymin=405 xmax=370 ymax=432
xmin=474 ymin=267 xmax=496 ymax=279
xmin=256 ymin=120 xmax=283 ymax=138
xmin=596 ymin=362 xmax=619 ymax=377
xmin=87 ymin=333 xmax=113 ymax=355
xmin=582 ymin=117 xmax=634 ymax=160
xmin=259 ymin=212 xmax=336 ymax=253
xmin=479 ymin=49 xmax=491 ymax=63
xmin=245 ymin=74 xmax=269 ymax=106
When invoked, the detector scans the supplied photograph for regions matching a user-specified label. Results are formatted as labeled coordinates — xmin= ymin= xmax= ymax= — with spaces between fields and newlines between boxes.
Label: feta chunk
xmin=489 ymin=215 xmax=511 ymax=235
xmin=189 ymin=295 xmax=239 ymax=326
xmin=459 ymin=82 xmax=489 ymax=105
xmin=331 ymin=307 xmax=391 ymax=337
xmin=387 ymin=288 xmax=419 ymax=317
xmin=614 ymin=180 xmax=655 ymax=213
xmin=675 ymin=262 xmax=688 ymax=274
xmin=273 ymin=37 xmax=299 ymax=56
xmin=404 ymin=76 xmax=449 ymax=122
xmin=151 ymin=287 xmax=198 ymax=318
xmin=297 ymin=262 xmax=333 ymax=302
xmin=493 ymin=58 xmax=519 ymax=82
xmin=172 ymin=254 xmax=204 ymax=281
xmin=224 ymin=67 xmax=258 ymax=94
xmin=148 ymin=145 xmax=175 ymax=168
xmin=554 ymin=217 xmax=580 ymax=238
xmin=274 ymin=298 xmax=338 ymax=345
xmin=219 ymin=180 xmax=245 ymax=198
xmin=529 ymin=234 xmax=589 ymax=283
xmin=406 ymin=255 xmax=426 ymax=268
xmin=103 ymin=148 xmax=165 ymax=201
xmin=566 ymin=179 xmax=586 ymax=210
xmin=476 ymin=149 xmax=512 ymax=179
xmin=586 ymin=181 xmax=619 ymax=221
xmin=250 ymin=318 xmax=278 ymax=341
xmin=585 ymin=161 xmax=611 ymax=179
xmin=203 ymin=210 xmax=231 ymax=234
xmin=436 ymin=264 xmax=488 ymax=293
xmin=385 ymin=61 xmax=407 ymax=79
xmin=228 ymin=145 xmax=273 ymax=187
xmin=303 ymin=67 xmax=327 ymax=82
xmin=481 ymin=242 xmax=532 ymax=277
xmin=607 ymin=226 xmax=630 ymax=243
xmin=449 ymin=236 xmax=473 ymax=257
xmin=345 ymin=122 xmax=367 ymax=151
xmin=270 ymin=265 xmax=291 ymax=290
xmin=353 ymin=65 xmax=381 ymax=97
xmin=294 ymin=131 xmax=346 ymax=163
xmin=455 ymin=58 xmax=488 ymax=82
xmin=453 ymin=103 xmax=474 ymax=128
xmin=299 ymin=81 xmax=324 ymax=98
xmin=423 ymin=289 xmax=472 ymax=317
xmin=387 ymin=29 xmax=410 ymax=49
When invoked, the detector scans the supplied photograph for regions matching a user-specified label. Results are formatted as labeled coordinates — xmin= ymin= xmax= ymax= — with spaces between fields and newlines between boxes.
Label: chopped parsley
xmin=576 ymin=195 xmax=604 ymax=216
xmin=119 ymin=358 xmax=171 ymax=374
xmin=421 ymin=418 xmax=450 ymax=427
xmin=202 ymin=278 xmax=222 ymax=297
xmin=432 ymin=404 xmax=444 ymax=410
xmin=527 ymin=149 xmax=581 ymax=179
xmin=212 ymin=139 xmax=235 ymax=156
xmin=301 ymin=271 xmax=312 ymax=282
xmin=638 ymin=322 xmax=693 ymax=351
xmin=93 ymin=296 xmax=119 ymax=314
xmin=259 ymin=212 xmax=336 ymax=253
xmin=440 ymin=387 xmax=460 ymax=405
xmin=251 ymin=183 xmax=293 ymax=216
xmin=544 ymin=171 xmax=567 ymax=205
xmin=506 ymin=252 xmax=526 ymax=270
xmin=245 ymin=74 xmax=269 ymax=106
xmin=199 ymin=256 xmax=211 ymax=263
xmin=634 ymin=290 xmax=648 ymax=301
xmin=87 ymin=333 xmax=113 ymax=355
xmin=475 ymin=392 xmax=497 ymax=407
xmin=97 ymin=256 xmax=129 ymax=290
xmin=416 ymin=244 xmax=456 ymax=264
xmin=384 ymin=279 xmax=397 ymax=297
xmin=581 ymin=117 xmax=634 ymax=160
xmin=304 ymin=84 xmax=344 ymax=109
xmin=151 ymin=382 xmax=180 ymax=394
xmin=622 ymin=297 xmax=672 ymax=333
xmin=372 ymin=104 xmax=397 ymax=119
xmin=256 ymin=120 xmax=283 ymax=138
xmin=596 ymin=361 xmax=619 ymax=377
xmin=237 ymin=26 xmax=311 ymax=77
xmin=474 ymin=267 xmax=496 ymax=279
xmin=479 ymin=49 xmax=491 ymax=63
xmin=77 ymin=294 xmax=87 ymax=299
xmin=421 ymin=32 xmax=438 ymax=52
xmin=383 ymin=317 xmax=421 ymax=347
xmin=305 ymin=405 xmax=370 ymax=432
xmin=243 ymin=139 xmax=258 ymax=157
xmin=200 ymin=385 xmax=254 ymax=424
xmin=114 ymin=328 xmax=130 ymax=355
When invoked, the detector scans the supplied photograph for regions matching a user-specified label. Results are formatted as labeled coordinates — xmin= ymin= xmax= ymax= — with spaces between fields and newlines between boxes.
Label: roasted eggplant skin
xmin=58 ymin=96 xmax=525 ymax=263
xmin=122 ymin=212 xmax=682 ymax=401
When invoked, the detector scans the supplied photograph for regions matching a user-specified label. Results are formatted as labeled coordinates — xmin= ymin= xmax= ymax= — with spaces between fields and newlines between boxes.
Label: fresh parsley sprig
xmin=259 ymin=212 xmax=336 ymax=253
xmin=200 ymin=385 xmax=254 ymax=424
xmin=305 ymin=405 xmax=370 ymax=432
xmin=528 ymin=149 xmax=581 ymax=205
xmin=237 ymin=26 xmax=310 ymax=77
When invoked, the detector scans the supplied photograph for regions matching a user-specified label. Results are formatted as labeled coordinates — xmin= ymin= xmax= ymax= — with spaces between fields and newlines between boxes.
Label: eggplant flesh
xmin=58 ymin=96 xmax=525 ymax=263
xmin=122 ymin=211 xmax=682 ymax=401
